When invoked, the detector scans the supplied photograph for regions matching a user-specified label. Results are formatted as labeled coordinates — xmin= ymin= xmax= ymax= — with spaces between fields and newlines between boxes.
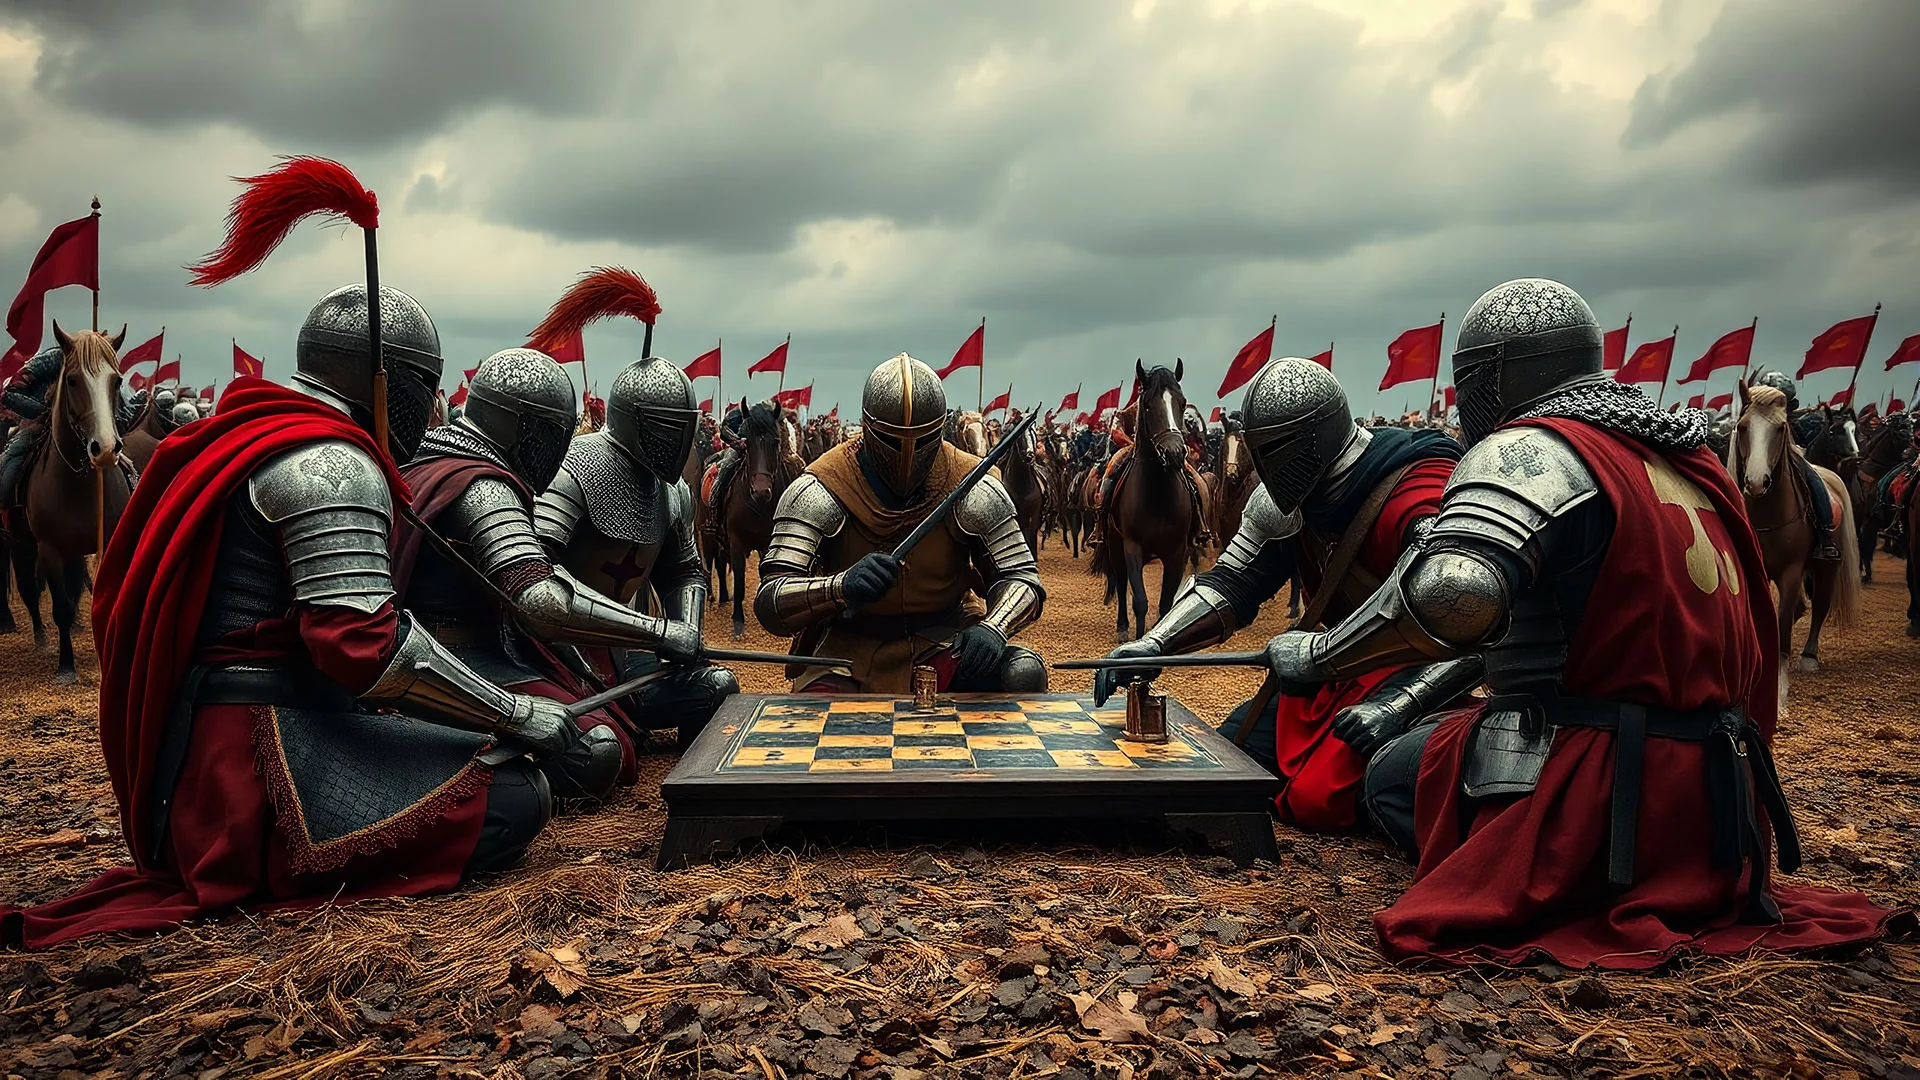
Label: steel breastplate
xmin=196 ymin=493 xmax=295 ymax=647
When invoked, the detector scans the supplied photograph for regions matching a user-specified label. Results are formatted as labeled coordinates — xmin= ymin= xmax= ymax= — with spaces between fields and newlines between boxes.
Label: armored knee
xmin=676 ymin=666 xmax=739 ymax=748
xmin=466 ymin=760 xmax=553 ymax=875
xmin=997 ymin=646 xmax=1048 ymax=693
xmin=543 ymin=722 xmax=624 ymax=806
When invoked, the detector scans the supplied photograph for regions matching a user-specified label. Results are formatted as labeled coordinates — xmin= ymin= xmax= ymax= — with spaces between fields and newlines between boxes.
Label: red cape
xmin=1376 ymin=418 xmax=1898 ymax=968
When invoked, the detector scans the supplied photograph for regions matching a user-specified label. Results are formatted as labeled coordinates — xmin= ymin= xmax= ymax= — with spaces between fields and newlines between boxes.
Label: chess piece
xmin=1124 ymin=678 xmax=1168 ymax=743
xmin=912 ymin=664 xmax=940 ymax=710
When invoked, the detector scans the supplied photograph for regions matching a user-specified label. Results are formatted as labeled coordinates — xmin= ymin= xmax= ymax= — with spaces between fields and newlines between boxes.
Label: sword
xmin=564 ymin=648 xmax=852 ymax=719
xmin=1051 ymin=651 xmax=1270 ymax=670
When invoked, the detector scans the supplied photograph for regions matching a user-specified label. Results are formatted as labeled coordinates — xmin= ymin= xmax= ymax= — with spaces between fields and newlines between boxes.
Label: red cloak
xmin=1272 ymin=458 xmax=1455 ymax=830
xmin=3 ymin=379 xmax=490 ymax=949
xmin=1375 ymin=418 xmax=1899 ymax=968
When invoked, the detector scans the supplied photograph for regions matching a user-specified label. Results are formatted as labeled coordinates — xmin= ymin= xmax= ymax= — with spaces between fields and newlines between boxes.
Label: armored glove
xmin=951 ymin=623 xmax=1007 ymax=685
xmin=655 ymin=618 xmax=704 ymax=665
xmin=505 ymin=694 xmax=575 ymax=760
xmin=1329 ymin=697 xmax=1412 ymax=759
xmin=1263 ymin=630 xmax=1329 ymax=688
xmin=1092 ymin=638 xmax=1165 ymax=708
xmin=841 ymin=552 xmax=901 ymax=609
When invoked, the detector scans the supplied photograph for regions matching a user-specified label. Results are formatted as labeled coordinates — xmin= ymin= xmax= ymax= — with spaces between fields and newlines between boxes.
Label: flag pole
xmin=715 ymin=337 xmax=722 ymax=418
xmin=978 ymin=317 xmax=986 ymax=411
xmin=778 ymin=333 xmax=789 ymax=397
xmin=1656 ymin=325 xmax=1677 ymax=409
xmin=1844 ymin=303 xmax=1882 ymax=400
xmin=1428 ymin=313 xmax=1445 ymax=419
xmin=90 ymin=196 xmax=101 ymax=331
xmin=90 ymin=194 xmax=104 ymax=558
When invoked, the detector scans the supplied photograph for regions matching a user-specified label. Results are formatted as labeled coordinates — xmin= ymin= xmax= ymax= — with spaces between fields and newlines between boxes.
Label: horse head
xmin=1135 ymin=358 xmax=1187 ymax=471
xmin=1732 ymin=381 xmax=1792 ymax=498
xmin=953 ymin=411 xmax=988 ymax=456
xmin=51 ymin=320 xmax=127 ymax=469
xmin=739 ymin=397 xmax=785 ymax=508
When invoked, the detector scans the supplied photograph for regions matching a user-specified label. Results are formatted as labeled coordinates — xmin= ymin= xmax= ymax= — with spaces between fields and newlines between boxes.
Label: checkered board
xmin=715 ymin=697 xmax=1222 ymax=774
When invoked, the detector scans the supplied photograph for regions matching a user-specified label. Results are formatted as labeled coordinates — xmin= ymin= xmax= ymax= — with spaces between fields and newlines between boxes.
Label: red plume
xmin=527 ymin=266 xmax=662 ymax=353
xmin=186 ymin=156 xmax=380 ymax=287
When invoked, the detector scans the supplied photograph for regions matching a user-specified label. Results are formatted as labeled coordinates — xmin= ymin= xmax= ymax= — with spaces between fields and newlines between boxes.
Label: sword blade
xmin=703 ymin=647 xmax=852 ymax=668
xmin=1050 ymin=651 xmax=1269 ymax=670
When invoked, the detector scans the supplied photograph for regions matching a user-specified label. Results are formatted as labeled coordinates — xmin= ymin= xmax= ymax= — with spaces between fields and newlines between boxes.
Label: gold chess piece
xmin=1123 ymin=678 xmax=1168 ymax=743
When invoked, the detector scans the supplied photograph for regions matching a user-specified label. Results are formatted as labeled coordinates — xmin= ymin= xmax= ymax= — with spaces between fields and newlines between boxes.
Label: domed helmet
xmin=605 ymin=356 xmax=700 ymax=480
xmin=859 ymin=353 xmax=947 ymax=499
xmin=1753 ymin=370 xmax=1799 ymax=410
xmin=294 ymin=283 xmax=444 ymax=462
xmin=1238 ymin=358 xmax=1355 ymax=515
xmin=170 ymin=402 xmax=200 ymax=427
xmin=1451 ymin=278 xmax=1606 ymax=447
xmin=459 ymin=347 xmax=579 ymax=491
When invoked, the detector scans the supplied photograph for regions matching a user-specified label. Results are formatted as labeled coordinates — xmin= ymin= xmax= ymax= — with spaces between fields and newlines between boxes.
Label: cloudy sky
xmin=2 ymin=0 xmax=1917 ymax=417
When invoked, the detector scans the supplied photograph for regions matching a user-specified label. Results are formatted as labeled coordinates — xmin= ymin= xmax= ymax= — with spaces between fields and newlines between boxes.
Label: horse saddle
xmin=1104 ymin=447 xmax=1211 ymax=542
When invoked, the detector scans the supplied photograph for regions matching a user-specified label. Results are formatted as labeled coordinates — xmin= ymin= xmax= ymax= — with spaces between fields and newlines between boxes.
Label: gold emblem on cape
xmin=1644 ymin=457 xmax=1739 ymax=596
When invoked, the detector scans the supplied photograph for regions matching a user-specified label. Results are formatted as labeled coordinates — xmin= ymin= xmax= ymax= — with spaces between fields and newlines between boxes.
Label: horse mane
xmin=1744 ymin=385 xmax=1790 ymax=427
xmin=59 ymin=329 xmax=121 ymax=376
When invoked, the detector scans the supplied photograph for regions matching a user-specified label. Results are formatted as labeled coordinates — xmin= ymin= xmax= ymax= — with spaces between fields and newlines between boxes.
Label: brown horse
xmin=949 ymin=410 xmax=988 ymax=457
xmin=1212 ymin=425 xmax=1257 ymax=552
xmin=1908 ymin=470 xmax=1920 ymax=636
xmin=702 ymin=399 xmax=795 ymax=637
xmin=1089 ymin=361 xmax=1199 ymax=641
xmin=121 ymin=390 xmax=172 ymax=473
xmin=1850 ymin=411 xmax=1911 ymax=582
xmin=997 ymin=410 xmax=1047 ymax=556
xmin=16 ymin=324 xmax=134 ymax=683
xmin=1730 ymin=381 xmax=1860 ymax=676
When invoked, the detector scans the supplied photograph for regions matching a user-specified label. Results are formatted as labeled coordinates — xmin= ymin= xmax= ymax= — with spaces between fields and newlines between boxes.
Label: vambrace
xmin=363 ymin=614 xmax=533 ymax=737
xmin=755 ymin=569 xmax=848 ymax=637
xmin=1202 ymin=485 xmax=1300 ymax=626
xmin=513 ymin=565 xmax=682 ymax=650
xmin=1139 ymin=579 xmax=1237 ymax=655
xmin=755 ymin=475 xmax=851 ymax=636
xmin=980 ymin=578 xmax=1042 ymax=640
xmin=1361 ymin=656 xmax=1486 ymax=725
xmin=1294 ymin=546 xmax=1461 ymax=679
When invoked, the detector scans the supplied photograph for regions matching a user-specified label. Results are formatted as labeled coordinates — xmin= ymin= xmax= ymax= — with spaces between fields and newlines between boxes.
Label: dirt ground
xmin=0 ymin=541 xmax=1915 ymax=1079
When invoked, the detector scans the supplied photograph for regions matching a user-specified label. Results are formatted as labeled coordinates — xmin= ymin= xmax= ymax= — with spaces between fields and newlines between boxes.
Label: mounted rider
xmin=534 ymin=355 xmax=736 ymax=751
xmin=703 ymin=399 xmax=749 ymax=533
xmin=1750 ymin=370 xmax=1840 ymax=559
xmin=754 ymin=353 xmax=1046 ymax=693
xmin=1262 ymin=278 xmax=1894 ymax=967
xmin=1094 ymin=357 xmax=1468 ymax=831
xmin=0 ymin=346 xmax=63 ymax=506
xmin=390 ymin=346 xmax=644 ymax=800
xmin=3 ymin=283 xmax=574 ymax=948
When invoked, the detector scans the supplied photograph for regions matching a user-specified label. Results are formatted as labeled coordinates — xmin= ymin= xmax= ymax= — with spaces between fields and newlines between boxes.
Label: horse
xmin=702 ymin=399 xmax=795 ymax=637
xmin=1801 ymin=404 xmax=1860 ymax=489
xmin=997 ymin=412 xmax=1047 ymax=556
xmin=1908 ymin=466 xmax=1920 ymax=636
xmin=1089 ymin=361 xmax=1201 ymax=641
xmin=1729 ymin=381 xmax=1860 ymax=675
xmin=1212 ymin=425 xmax=1257 ymax=552
xmin=1849 ymin=411 xmax=1911 ymax=581
xmin=121 ymin=390 xmax=172 ymax=473
xmin=949 ymin=410 xmax=988 ymax=457
xmin=15 ymin=324 xmax=134 ymax=683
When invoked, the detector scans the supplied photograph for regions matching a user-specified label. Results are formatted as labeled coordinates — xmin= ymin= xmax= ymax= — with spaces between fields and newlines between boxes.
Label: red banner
xmin=1884 ymin=333 xmax=1920 ymax=371
xmin=1602 ymin=323 xmax=1631 ymax=372
xmin=1859 ymin=401 xmax=1879 ymax=422
xmin=1094 ymin=385 xmax=1121 ymax=414
xmin=983 ymin=387 xmax=1011 ymax=415
xmin=1057 ymin=385 xmax=1080 ymax=414
xmin=1678 ymin=324 xmax=1754 ymax=383
xmin=1687 ymin=393 xmax=1705 ymax=409
xmin=684 ymin=345 xmax=721 ymax=380
xmin=532 ymin=330 xmax=585 ymax=366
xmin=1209 ymin=406 xmax=1223 ymax=422
xmin=937 ymin=323 xmax=984 ymax=379
xmin=1799 ymin=313 xmax=1878 ymax=378
xmin=448 ymin=382 xmax=469 ymax=408
xmin=773 ymin=382 xmax=812 ymax=410
xmin=1616 ymin=333 xmax=1676 ymax=386
xmin=232 ymin=341 xmax=264 ymax=378
xmin=1443 ymin=385 xmax=1456 ymax=409
xmin=128 ymin=370 xmax=149 ymax=392
xmin=749 ymin=337 xmax=789 ymax=376
xmin=1217 ymin=321 xmax=1274 ymax=398
xmin=1824 ymin=387 xmax=1853 ymax=407
xmin=698 ymin=397 xmax=713 ymax=414
xmin=120 ymin=330 xmax=165 ymax=368
xmin=1890 ymin=398 xmax=1907 ymax=414
xmin=1307 ymin=347 xmax=1332 ymax=370
xmin=153 ymin=359 xmax=181 ymax=384
xmin=1707 ymin=392 xmax=1733 ymax=413
xmin=5 ymin=213 xmax=100 ymax=363
xmin=1379 ymin=321 xmax=1443 ymax=391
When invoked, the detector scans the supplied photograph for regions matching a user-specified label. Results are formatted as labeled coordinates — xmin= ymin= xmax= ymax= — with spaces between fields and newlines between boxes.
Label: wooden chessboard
xmin=658 ymin=693 xmax=1280 ymax=869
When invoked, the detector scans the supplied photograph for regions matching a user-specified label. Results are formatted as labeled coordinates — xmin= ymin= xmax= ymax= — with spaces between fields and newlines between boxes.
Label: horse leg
xmin=1126 ymin=543 xmax=1150 ymax=641
xmin=1158 ymin=545 xmax=1183 ymax=624
xmin=730 ymin=548 xmax=748 ymax=639
xmin=1776 ymin=564 xmax=1803 ymax=663
xmin=44 ymin=549 xmax=78 ymax=684
xmin=1802 ymin=559 xmax=1837 ymax=672
xmin=12 ymin=537 xmax=45 ymax=649
xmin=0 ymin=532 xmax=13 ymax=635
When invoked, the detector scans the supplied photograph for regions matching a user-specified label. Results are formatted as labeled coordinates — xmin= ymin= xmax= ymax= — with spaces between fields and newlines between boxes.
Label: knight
xmin=391 ymin=346 xmax=654 ymax=800
xmin=754 ymin=353 xmax=1046 ymax=693
xmin=0 ymin=345 xmax=64 ymax=507
xmin=1261 ymin=278 xmax=1894 ymax=967
xmin=1093 ymin=357 xmax=1473 ymax=831
xmin=1750 ymin=369 xmax=1840 ymax=558
xmin=3 ymin=283 xmax=574 ymax=948
xmin=533 ymin=355 xmax=737 ymax=750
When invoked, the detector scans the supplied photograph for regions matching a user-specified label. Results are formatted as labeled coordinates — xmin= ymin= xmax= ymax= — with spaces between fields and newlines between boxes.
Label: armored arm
xmin=956 ymin=475 xmax=1044 ymax=640
xmin=1150 ymin=486 xmax=1301 ymax=654
xmin=362 ymin=615 xmax=570 ymax=755
xmin=753 ymin=475 xmax=853 ymax=636
xmin=654 ymin=479 xmax=708 ymax=631
xmin=532 ymin=464 xmax=587 ymax=552
xmin=1267 ymin=428 xmax=1597 ymax=682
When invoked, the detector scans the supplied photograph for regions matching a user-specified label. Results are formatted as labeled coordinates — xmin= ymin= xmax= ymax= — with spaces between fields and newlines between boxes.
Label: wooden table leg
xmin=1164 ymin=812 xmax=1279 ymax=867
xmin=657 ymin=815 xmax=784 ymax=870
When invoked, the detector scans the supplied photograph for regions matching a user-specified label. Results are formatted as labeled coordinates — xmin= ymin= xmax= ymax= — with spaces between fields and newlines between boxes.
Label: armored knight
xmin=754 ymin=353 xmax=1046 ymax=693
xmin=393 ymin=346 xmax=659 ymax=800
xmin=0 ymin=346 xmax=61 ymax=506
xmin=1094 ymin=357 xmax=1472 ymax=831
xmin=1259 ymin=278 xmax=1891 ymax=968
xmin=534 ymin=356 xmax=737 ymax=751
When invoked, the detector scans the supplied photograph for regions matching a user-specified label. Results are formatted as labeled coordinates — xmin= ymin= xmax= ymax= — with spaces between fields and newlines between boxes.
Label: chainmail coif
xmin=1514 ymin=379 xmax=1711 ymax=450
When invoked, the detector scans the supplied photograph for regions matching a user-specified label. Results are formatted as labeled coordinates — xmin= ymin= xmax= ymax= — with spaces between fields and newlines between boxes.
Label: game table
xmin=657 ymin=692 xmax=1281 ymax=869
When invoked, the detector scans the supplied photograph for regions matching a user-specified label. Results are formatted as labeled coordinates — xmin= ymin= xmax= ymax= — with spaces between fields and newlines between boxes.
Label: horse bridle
xmin=1739 ymin=413 xmax=1804 ymax=534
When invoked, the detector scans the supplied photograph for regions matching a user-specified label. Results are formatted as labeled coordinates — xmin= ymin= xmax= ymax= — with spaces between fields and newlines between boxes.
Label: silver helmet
xmin=294 ymin=283 xmax=444 ymax=462
xmin=859 ymin=353 xmax=947 ymax=499
xmin=459 ymin=347 xmax=579 ymax=491
xmin=1238 ymin=358 xmax=1355 ymax=514
xmin=170 ymin=402 xmax=200 ymax=428
xmin=1753 ymin=370 xmax=1799 ymax=410
xmin=606 ymin=356 xmax=700 ymax=480
xmin=1451 ymin=278 xmax=1605 ymax=447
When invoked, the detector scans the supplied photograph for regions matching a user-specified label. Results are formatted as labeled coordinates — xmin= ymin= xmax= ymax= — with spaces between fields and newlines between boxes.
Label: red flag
xmin=1859 ymin=401 xmax=1879 ymax=422
xmin=128 ymin=370 xmax=149 ymax=392
xmin=827 ymin=405 xmax=839 ymax=421
xmin=1217 ymin=321 xmax=1274 ymax=398
xmin=1884 ymin=333 xmax=1920 ymax=371
xmin=1687 ymin=393 xmax=1705 ymax=409
xmin=1209 ymin=406 xmax=1223 ymax=422
xmin=119 ymin=330 xmax=165 ymax=368
xmin=1058 ymin=385 xmax=1080 ymax=414
xmin=773 ymin=382 xmax=812 ymax=410
xmin=1890 ymin=398 xmax=1907 ymax=413
xmin=1074 ymin=411 xmax=1092 ymax=426
xmin=462 ymin=365 xmax=479 ymax=383
xmin=232 ymin=341 xmax=264 ymax=378
xmin=1379 ymin=320 xmax=1444 ymax=391
xmin=1602 ymin=323 xmax=1631 ymax=372
xmin=1616 ymin=333 xmax=1676 ymax=385
xmin=1126 ymin=377 xmax=1141 ymax=408
xmin=1825 ymin=387 xmax=1853 ymax=407
xmin=448 ymin=381 xmax=469 ymax=408
xmin=1707 ymin=392 xmax=1733 ymax=413
xmin=684 ymin=345 xmax=721 ymax=380
xmin=749 ymin=337 xmax=789 ymax=376
xmin=1307 ymin=347 xmax=1332 ymax=370
xmin=983 ymin=387 xmax=1011 ymax=415
xmin=698 ymin=397 xmax=713 ymax=414
xmin=1443 ymin=385 xmax=1456 ymax=409
xmin=153 ymin=359 xmax=181 ymax=384
xmin=937 ymin=323 xmax=984 ymax=379
xmin=6 ymin=212 xmax=100 ymax=362
xmin=1678 ymin=323 xmax=1754 ymax=383
xmin=535 ymin=330 xmax=585 ymax=366
xmin=1094 ymin=385 xmax=1121 ymax=413
xmin=1799 ymin=312 xmax=1878 ymax=378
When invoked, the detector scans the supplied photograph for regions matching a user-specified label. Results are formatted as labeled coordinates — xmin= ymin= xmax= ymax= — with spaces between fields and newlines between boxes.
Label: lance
xmin=566 ymin=648 xmax=851 ymax=719
xmin=1051 ymin=651 xmax=1269 ymax=670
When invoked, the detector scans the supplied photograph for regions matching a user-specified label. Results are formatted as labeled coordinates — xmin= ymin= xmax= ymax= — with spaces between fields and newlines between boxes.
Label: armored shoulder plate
xmin=446 ymin=476 xmax=546 ymax=577
xmin=953 ymin=474 xmax=1017 ymax=538
xmin=533 ymin=464 xmax=587 ymax=549
xmin=248 ymin=439 xmax=395 ymax=613
xmin=763 ymin=473 xmax=849 ymax=571
xmin=1429 ymin=427 xmax=1597 ymax=561
xmin=1218 ymin=485 xmax=1302 ymax=571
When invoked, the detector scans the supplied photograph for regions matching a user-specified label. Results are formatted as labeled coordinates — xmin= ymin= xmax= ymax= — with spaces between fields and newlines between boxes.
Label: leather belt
xmin=1488 ymin=691 xmax=1800 ymax=919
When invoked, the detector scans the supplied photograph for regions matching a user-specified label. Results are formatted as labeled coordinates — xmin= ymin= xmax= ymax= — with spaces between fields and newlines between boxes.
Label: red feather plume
xmin=527 ymin=266 xmax=662 ymax=353
xmin=186 ymin=156 xmax=379 ymax=287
